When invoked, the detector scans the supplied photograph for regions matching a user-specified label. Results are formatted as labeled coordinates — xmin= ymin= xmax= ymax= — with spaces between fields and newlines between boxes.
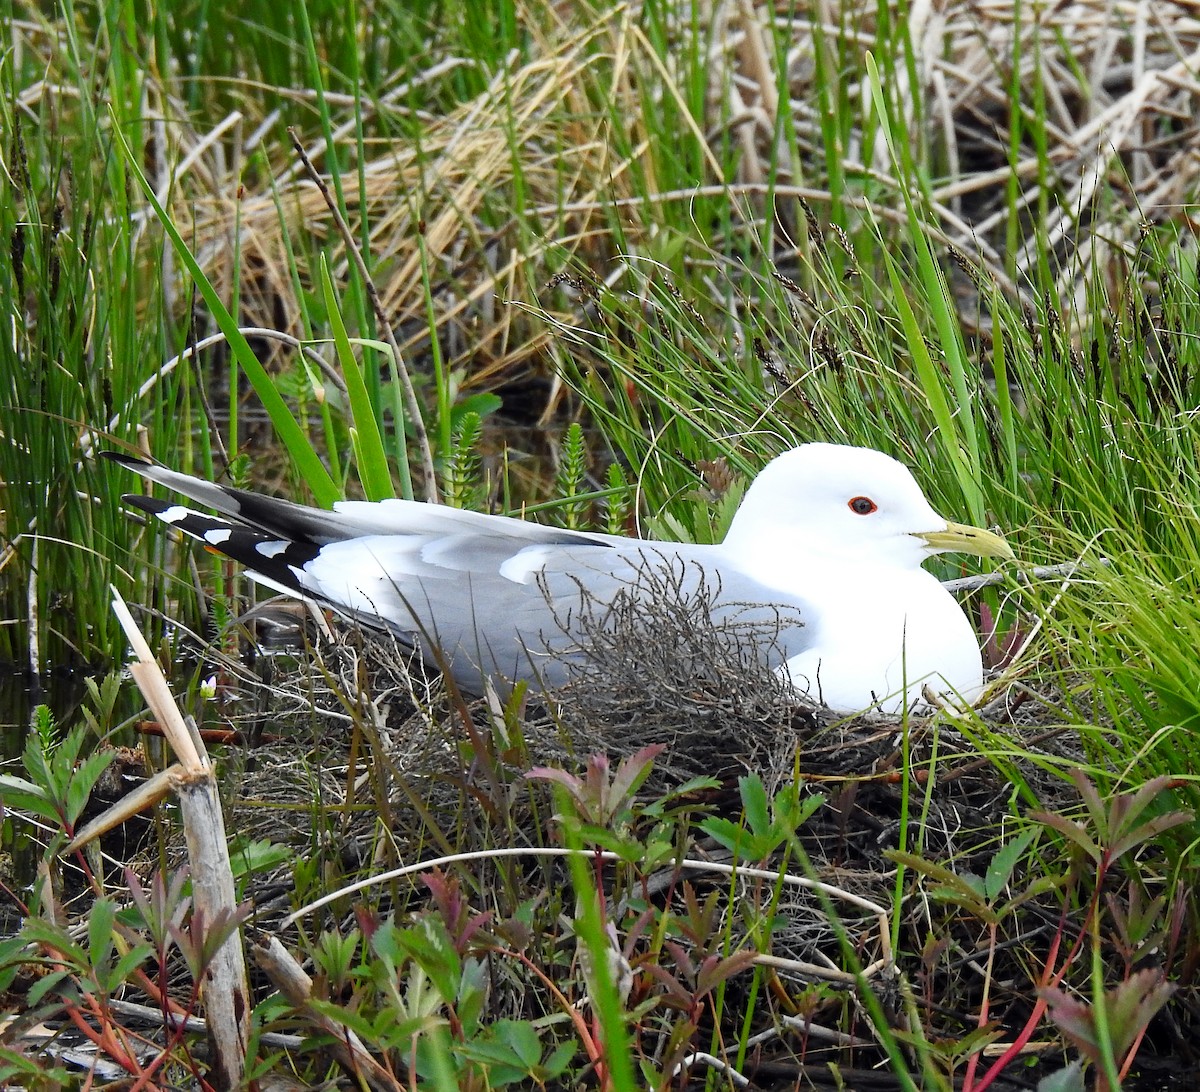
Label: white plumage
xmin=109 ymin=443 xmax=1012 ymax=713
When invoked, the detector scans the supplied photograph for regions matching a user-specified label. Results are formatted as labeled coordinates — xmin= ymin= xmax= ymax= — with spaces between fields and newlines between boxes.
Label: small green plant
xmin=552 ymin=422 xmax=590 ymax=530
xmin=443 ymin=410 xmax=485 ymax=509
xmin=892 ymin=770 xmax=1193 ymax=1091
xmin=0 ymin=711 xmax=114 ymax=852
xmin=700 ymin=774 xmax=824 ymax=864
xmin=1041 ymin=968 xmax=1176 ymax=1092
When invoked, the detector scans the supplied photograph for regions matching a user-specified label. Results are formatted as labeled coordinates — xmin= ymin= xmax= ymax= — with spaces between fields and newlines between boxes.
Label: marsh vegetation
xmin=2 ymin=1 xmax=1200 ymax=1087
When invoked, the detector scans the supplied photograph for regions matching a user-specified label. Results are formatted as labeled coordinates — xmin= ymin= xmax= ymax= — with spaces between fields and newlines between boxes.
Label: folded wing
xmin=110 ymin=455 xmax=810 ymax=693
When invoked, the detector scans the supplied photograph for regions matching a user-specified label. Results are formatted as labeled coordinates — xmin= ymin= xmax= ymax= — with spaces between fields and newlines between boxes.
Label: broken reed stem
xmin=253 ymin=933 xmax=403 ymax=1092
xmin=104 ymin=588 xmax=250 ymax=1090
xmin=287 ymin=127 xmax=439 ymax=503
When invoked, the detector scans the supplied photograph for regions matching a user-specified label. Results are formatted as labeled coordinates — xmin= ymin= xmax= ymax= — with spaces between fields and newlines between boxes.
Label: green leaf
xmin=66 ymin=749 xmax=116 ymax=826
xmin=0 ymin=775 xmax=56 ymax=823
xmin=87 ymin=898 xmax=117 ymax=969
xmin=541 ymin=1040 xmax=577 ymax=1079
xmin=739 ymin=774 xmax=770 ymax=837
xmin=1036 ymin=1061 xmax=1087 ymax=1092
xmin=319 ymin=255 xmax=394 ymax=500
xmin=110 ymin=943 xmax=155 ymax=988
xmin=498 ymin=1018 xmax=542 ymax=1068
xmin=984 ymin=828 xmax=1039 ymax=903
xmin=26 ymin=969 xmax=76 ymax=1008
xmin=698 ymin=816 xmax=750 ymax=858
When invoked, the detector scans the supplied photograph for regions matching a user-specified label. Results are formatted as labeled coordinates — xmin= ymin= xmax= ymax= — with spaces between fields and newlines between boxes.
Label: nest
xmin=215 ymin=583 xmax=1078 ymax=896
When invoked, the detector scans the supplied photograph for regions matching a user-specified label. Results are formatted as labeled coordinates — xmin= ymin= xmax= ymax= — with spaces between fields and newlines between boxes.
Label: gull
xmin=106 ymin=444 xmax=1013 ymax=714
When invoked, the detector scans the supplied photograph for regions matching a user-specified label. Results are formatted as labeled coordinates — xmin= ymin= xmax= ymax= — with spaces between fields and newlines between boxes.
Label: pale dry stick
xmin=243 ymin=108 xmax=279 ymax=156
xmin=931 ymin=67 xmax=961 ymax=219
xmin=106 ymin=998 xmax=304 ymax=1050
xmin=285 ymin=845 xmax=895 ymax=979
xmin=736 ymin=0 xmax=779 ymax=122
xmin=754 ymin=951 xmax=880 ymax=987
xmin=931 ymin=155 xmax=1051 ymax=203
xmin=154 ymin=109 xmax=244 ymax=208
xmin=1130 ymin=0 xmax=1151 ymax=189
xmin=288 ymin=127 xmax=439 ymax=503
xmin=78 ymin=328 xmax=350 ymax=458
xmin=726 ymin=0 xmax=777 ymax=186
xmin=253 ymin=934 xmax=402 ymax=1092
xmin=1038 ymin=56 xmax=1086 ymax=141
xmin=1148 ymin=2 xmax=1197 ymax=65
xmin=745 ymin=1013 xmax=874 ymax=1050
xmin=941 ymin=558 xmax=1109 ymax=594
xmin=64 ymin=591 xmax=250 ymax=1091
xmin=769 ymin=13 xmax=875 ymax=51
xmin=672 ymin=1052 xmax=749 ymax=1087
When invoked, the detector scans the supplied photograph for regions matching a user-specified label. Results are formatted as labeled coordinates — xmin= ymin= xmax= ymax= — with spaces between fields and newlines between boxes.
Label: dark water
xmin=0 ymin=664 xmax=92 ymax=757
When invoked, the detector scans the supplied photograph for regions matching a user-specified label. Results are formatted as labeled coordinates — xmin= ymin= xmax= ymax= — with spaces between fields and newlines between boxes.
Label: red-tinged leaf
xmin=694 ymin=950 xmax=758 ymax=996
xmin=664 ymin=940 xmax=696 ymax=982
xmin=1040 ymin=985 xmax=1100 ymax=1058
xmin=643 ymin=962 xmax=692 ymax=1004
xmin=1030 ymin=810 xmax=1102 ymax=863
xmin=526 ymin=766 xmax=582 ymax=792
xmin=1069 ymin=769 xmax=1111 ymax=843
xmin=1111 ymin=776 xmax=1179 ymax=838
xmin=608 ymin=745 xmax=665 ymax=806
xmin=1109 ymin=811 xmax=1192 ymax=863
xmin=1105 ymin=968 xmax=1176 ymax=1060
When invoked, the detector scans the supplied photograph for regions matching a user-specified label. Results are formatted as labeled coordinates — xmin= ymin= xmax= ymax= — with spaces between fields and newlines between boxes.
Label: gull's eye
xmin=848 ymin=496 xmax=878 ymax=515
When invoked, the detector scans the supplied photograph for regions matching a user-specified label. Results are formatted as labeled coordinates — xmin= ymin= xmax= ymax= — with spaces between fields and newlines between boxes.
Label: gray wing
xmin=111 ymin=454 xmax=814 ymax=694
xmin=295 ymin=535 xmax=814 ymax=692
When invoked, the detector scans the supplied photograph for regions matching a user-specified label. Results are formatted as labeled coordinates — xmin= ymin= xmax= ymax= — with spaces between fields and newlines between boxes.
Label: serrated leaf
xmin=87 ymin=899 xmax=117 ymax=968
xmin=66 ymin=749 xmax=117 ymax=825
xmin=739 ymin=774 xmax=770 ymax=836
xmin=699 ymin=816 xmax=749 ymax=857
xmin=985 ymin=827 xmax=1039 ymax=903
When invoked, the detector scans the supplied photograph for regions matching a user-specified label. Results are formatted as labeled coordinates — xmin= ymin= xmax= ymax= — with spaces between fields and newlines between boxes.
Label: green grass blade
xmin=108 ymin=111 xmax=339 ymax=506
xmin=319 ymin=256 xmax=394 ymax=500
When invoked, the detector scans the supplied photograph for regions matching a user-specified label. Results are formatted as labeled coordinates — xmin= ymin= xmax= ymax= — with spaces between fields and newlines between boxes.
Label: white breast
xmin=781 ymin=567 xmax=983 ymax=713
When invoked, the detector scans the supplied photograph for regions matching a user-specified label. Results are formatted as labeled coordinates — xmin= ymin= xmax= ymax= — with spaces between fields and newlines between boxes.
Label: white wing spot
xmin=160 ymin=505 xmax=192 ymax=525
xmin=204 ymin=528 xmax=233 ymax=546
xmin=499 ymin=546 xmax=553 ymax=584
xmin=257 ymin=540 xmax=291 ymax=559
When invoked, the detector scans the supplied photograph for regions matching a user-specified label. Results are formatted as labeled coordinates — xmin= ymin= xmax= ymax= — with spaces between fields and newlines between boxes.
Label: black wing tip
xmin=120 ymin=492 xmax=173 ymax=515
xmin=101 ymin=450 xmax=155 ymax=470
